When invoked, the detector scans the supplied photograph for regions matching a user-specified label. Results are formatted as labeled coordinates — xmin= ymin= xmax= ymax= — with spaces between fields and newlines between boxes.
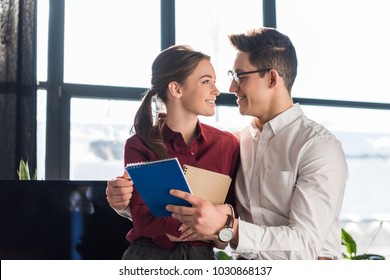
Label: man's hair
xmin=228 ymin=27 xmax=297 ymax=93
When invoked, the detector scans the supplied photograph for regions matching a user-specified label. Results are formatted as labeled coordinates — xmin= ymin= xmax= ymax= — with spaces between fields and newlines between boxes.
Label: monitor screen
xmin=0 ymin=180 xmax=132 ymax=260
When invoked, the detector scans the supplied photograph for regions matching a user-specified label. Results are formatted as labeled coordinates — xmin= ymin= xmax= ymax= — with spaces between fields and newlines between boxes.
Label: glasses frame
xmin=227 ymin=69 xmax=271 ymax=83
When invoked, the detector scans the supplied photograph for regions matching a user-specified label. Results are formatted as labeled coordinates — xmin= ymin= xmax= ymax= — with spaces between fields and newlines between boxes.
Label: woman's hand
xmin=166 ymin=224 xmax=206 ymax=242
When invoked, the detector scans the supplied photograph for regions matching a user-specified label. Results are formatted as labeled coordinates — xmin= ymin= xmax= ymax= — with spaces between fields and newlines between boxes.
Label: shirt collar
xmin=196 ymin=121 xmax=208 ymax=143
xmin=268 ymin=103 xmax=303 ymax=135
xmin=248 ymin=103 xmax=303 ymax=136
xmin=162 ymin=120 xmax=207 ymax=143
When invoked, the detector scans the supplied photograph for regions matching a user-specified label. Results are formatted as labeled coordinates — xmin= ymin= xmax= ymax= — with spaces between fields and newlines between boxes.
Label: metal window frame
xmin=38 ymin=0 xmax=390 ymax=179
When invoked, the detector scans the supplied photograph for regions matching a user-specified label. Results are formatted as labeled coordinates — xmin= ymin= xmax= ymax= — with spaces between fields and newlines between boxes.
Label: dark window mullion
xmin=263 ymin=0 xmax=277 ymax=28
xmin=46 ymin=0 xmax=68 ymax=179
xmin=62 ymin=84 xmax=147 ymax=100
xmin=161 ymin=0 xmax=175 ymax=50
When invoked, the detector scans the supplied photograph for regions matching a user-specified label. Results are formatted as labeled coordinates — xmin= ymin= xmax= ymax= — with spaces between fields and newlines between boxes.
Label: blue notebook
xmin=125 ymin=157 xmax=192 ymax=217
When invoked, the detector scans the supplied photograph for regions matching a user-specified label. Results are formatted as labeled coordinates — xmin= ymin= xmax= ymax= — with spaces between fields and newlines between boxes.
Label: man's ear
xmin=167 ymin=81 xmax=182 ymax=98
xmin=269 ymin=69 xmax=279 ymax=88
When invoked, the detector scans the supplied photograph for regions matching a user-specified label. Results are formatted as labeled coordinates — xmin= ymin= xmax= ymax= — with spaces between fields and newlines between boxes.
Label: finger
xmin=180 ymin=231 xmax=196 ymax=240
xmin=181 ymin=232 xmax=204 ymax=241
xmin=107 ymin=198 xmax=130 ymax=209
xmin=178 ymin=223 xmax=189 ymax=232
xmin=111 ymin=181 xmax=133 ymax=189
xmin=107 ymin=179 xmax=134 ymax=190
xmin=179 ymin=224 xmax=191 ymax=234
xmin=112 ymin=193 xmax=132 ymax=203
xmin=166 ymin=205 xmax=194 ymax=217
xmin=111 ymin=202 xmax=130 ymax=211
xmin=106 ymin=186 xmax=133 ymax=198
xmin=166 ymin=234 xmax=182 ymax=242
xmin=122 ymin=170 xmax=130 ymax=180
xmin=169 ymin=189 xmax=199 ymax=205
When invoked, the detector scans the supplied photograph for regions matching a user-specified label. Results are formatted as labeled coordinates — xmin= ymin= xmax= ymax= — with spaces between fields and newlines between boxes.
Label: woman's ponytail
xmin=132 ymin=89 xmax=168 ymax=159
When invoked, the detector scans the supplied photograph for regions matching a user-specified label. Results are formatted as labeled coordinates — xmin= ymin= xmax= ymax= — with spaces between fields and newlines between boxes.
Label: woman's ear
xmin=167 ymin=81 xmax=182 ymax=98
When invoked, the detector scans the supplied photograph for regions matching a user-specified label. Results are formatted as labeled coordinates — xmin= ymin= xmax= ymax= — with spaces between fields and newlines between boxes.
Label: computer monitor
xmin=0 ymin=180 xmax=132 ymax=260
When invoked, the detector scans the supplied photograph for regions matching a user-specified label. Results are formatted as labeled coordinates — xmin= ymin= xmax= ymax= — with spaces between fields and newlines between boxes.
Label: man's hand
xmin=166 ymin=189 xmax=227 ymax=236
xmin=106 ymin=171 xmax=134 ymax=211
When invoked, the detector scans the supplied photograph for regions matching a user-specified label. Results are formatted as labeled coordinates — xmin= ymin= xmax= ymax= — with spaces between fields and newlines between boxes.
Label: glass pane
xmin=64 ymin=0 xmax=160 ymax=87
xmin=36 ymin=90 xmax=47 ymax=180
xmin=276 ymin=0 xmax=390 ymax=103
xmin=200 ymin=105 xmax=252 ymax=133
xmin=70 ymin=98 xmax=141 ymax=180
xmin=37 ymin=0 xmax=49 ymax=82
xmin=176 ymin=0 xmax=263 ymax=93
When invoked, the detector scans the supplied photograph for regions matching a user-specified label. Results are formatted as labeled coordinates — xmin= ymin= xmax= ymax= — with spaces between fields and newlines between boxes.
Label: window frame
xmin=38 ymin=0 xmax=390 ymax=179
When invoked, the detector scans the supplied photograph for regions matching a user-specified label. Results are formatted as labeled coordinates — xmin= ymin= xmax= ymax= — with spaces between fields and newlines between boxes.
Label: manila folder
xmin=183 ymin=165 xmax=231 ymax=205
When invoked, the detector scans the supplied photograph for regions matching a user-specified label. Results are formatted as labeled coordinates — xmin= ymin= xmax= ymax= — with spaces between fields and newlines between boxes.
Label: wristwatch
xmin=218 ymin=214 xmax=234 ymax=242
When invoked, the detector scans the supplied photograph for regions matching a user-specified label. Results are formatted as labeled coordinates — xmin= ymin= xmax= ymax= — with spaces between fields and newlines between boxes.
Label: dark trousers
xmin=122 ymin=240 xmax=216 ymax=260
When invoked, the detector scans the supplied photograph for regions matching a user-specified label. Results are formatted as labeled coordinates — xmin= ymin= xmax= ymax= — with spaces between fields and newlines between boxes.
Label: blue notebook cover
xmin=125 ymin=157 xmax=192 ymax=217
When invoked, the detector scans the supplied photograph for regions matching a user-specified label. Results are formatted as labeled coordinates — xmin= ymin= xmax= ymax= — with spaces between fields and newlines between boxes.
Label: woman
xmin=122 ymin=45 xmax=239 ymax=260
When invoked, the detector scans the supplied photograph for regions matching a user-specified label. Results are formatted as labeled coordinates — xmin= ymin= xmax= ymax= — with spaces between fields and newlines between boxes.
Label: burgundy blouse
xmin=124 ymin=121 xmax=240 ymax=250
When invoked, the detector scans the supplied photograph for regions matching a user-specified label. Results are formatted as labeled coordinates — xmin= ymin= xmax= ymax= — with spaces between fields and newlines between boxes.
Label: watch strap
xmin=225 ymin=214 xmax=234 ymax=229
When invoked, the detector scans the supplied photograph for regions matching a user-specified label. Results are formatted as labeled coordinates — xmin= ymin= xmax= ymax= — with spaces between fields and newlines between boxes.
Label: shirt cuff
xmin=230 ymin=219 xmax=262 ymax=259
xmin=114 ymin=207 xmax=132 ymax=220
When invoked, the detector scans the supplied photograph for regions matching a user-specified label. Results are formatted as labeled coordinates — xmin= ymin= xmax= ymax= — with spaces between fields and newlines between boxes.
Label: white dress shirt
xmin=232 ymin=104 xmax=349 ymax=259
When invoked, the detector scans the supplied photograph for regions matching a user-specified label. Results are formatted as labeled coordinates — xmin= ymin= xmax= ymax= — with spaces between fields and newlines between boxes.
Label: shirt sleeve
xmin=232 ymin=136 xmax=348 ymax=259
xmin=224 ymin=133 xmax=240 ymax=211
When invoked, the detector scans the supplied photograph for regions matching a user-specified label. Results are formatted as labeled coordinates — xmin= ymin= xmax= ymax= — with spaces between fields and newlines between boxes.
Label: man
xmin=107 ymin=27 xmax=348 ymax=260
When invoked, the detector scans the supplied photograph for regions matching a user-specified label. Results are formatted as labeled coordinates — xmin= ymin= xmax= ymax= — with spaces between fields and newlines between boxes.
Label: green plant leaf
xmin=214 ymin=250 xmax=234 ymax=260
xmin=353 ymin=254 xmax=385 ymax=260
xmin=18 ymin=159 xmax=30 ymax=180
xmin=341 ymin=228 xmax=385 ymax=260
xmin=341 ymin=228 xmax=357 ymax=259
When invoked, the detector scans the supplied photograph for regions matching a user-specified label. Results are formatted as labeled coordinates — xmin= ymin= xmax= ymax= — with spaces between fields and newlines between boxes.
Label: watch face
xmin=219 ymin=228 xmax=234 ymax=242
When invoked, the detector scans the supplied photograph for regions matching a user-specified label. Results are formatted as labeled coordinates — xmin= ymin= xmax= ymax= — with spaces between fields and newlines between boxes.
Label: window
xmin=38 ymin=0 xmax=260 ymax=180
xmin=64 ymin=0 xmax=160 ymax=87
xmin=70 ymin=98 xmax=140 ymax=180
xmin=176 ymin=0 xmax=263 ymax=92
xmin=36 ymin=90 xmax=47 ymax=180
xmin=37 ymin=0 xmax=49 ymax=82
xmin=276 ymin=0 xmax=390 ymax=103
xmin=36 ymin=0 xmax=48 ymax=179
xmin=36 ymin=0 xmax=389 ymax=257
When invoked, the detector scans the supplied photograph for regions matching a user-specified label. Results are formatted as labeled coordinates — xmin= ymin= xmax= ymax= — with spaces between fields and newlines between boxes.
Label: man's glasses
xmin=227 ymin=68 xmax=283 ymax=83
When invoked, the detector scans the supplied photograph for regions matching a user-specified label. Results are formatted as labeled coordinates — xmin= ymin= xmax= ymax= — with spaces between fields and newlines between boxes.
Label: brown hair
xmin=132 ymin=45 xmax=210 ymax=159
xmin=228 ymin=27 xmax=297 ymax=93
